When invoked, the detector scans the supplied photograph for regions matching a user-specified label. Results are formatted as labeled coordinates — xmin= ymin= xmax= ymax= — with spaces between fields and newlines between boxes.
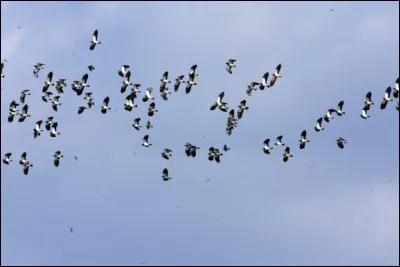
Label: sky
xmin=1 ymin=1 xmax=399 ymax=266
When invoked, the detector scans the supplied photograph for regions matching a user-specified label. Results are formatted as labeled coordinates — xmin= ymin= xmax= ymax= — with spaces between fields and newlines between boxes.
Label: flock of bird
xmin=1 ymin=29 xmax=399 ymax=178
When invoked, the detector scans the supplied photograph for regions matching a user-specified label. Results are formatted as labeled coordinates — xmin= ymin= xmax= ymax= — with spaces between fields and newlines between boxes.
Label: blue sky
xmin=1 ymin=1 xmax=399 ymax=266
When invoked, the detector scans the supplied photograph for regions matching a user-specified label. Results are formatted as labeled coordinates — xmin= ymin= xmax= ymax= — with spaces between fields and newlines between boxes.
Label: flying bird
xmin=51 ymin=96 xmax=62 ymax=111
xmin=324 ymin=109 xmax=336 ymax=123
xmin=77 ymin=106 xmax=88 ymax=114
xmin=335 ymin=100 xmax=345 ymax=116
xmin=263 ymin=139 xmax=273 ymax=154
xmin=393 ymin=77 xmax=399 ymax=98
xmin=146 ymin=120 xmax=153 ymax=130
xmin=210 ymin=91 xmax=228 ymax=112
xmin=225 ymin=59 xmax=237 ymax=74
xmin=380 ymin=87 xmax=393 ymax=110
xmin=50 ymin=122 xmax=60 ymax=137
xmin=33 ymin=120 xmax=44 ymax=139
xmin=237 ymin=100 xmax=249 ymax=119
xmin=88 ymin=65 xmax=95 ymax=72
xmin=45 ymin=117 xmax=54 ymax=131
xmin=314 ymin=117 xmax=324 ymax=132
xmin=101 ymin=97 xmax=111 ymax=114
xmin=268 ymin=64 xmax=282 ymax=88
xmin=275 ymin=135 xmax=285 ymax=146
xmin=148 ymin=102 xmax=158 ymax=117
xmin=3 ymin=153 xmax=12 ymax=165
xmin=20 ymin=89 xmax=31 ymax=104
xmin=18 ymin=104 xmax=31 ymax=122
xmin=364 ymin=91 xmax=374 ymax=109
xmin=360 ymin=106 xmax=370 ymax=119
xmin=162 ymin=168 xmax=172 ymax=181
xmin=90 ymin=29 xmax=101 ymax=50
xmin=53 ymin=151 xmax=63 ymax=167
xmin=259 ymin=72 xmax=269 ymax=90
xmin=118 ymin=65 xmax=130 ymax=77
xmin=174 ymin=75 xmax=185 ymax=92
xmin=336 ymin=137 xmax=347 ymax=149
xmin=161 ymin=149 xmax=173 ymax=160
xmin=142 ymin=87 xmax=154 ymax=102
xmin=299 ymin=130 xmax=310 ymax=149
xmin=223 ymin=144 xmax=230 ymax=152
xmin=282 ymin=146 xmax=293 ymax=162
xmin=142 ymin=135 xmax=152 ymax=147
xmin=42 ymin=71 xmax=54 ymax=92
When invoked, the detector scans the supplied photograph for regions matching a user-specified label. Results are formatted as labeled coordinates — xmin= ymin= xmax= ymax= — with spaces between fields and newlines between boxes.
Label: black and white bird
xmin=118 ymin=65 xmax=130 ymax=77
xmin=380 ymin=87 xmax=393 ymax=110
xmin=20 ymin=89 xmax=31 ymax=104
xmin=225 ymin=59 xmax=237 ymax=74
xmin=162 ymin=168 xmax=172 ymax=181
xmin=89 ymin=29 xmax=101 ymax=50
xmin=53 ymin=151 xmax=63 ymax=167
xmin=8 ymin=101 xmax=20 ymax=122
xmin=160 ymin=71 xmax=171 ymax=91
xmin=33 ymin=63 xmax=45 ymax=78
xmin=268 ymin=64 xmax=282 ymax=88
xmin=142 ymin=87 xmax=154 ymax=102
xmin=77 ymin=106 xmax=88 ymax=115
xmin=33 ymin=120 xmax=44 ymax=139
xmin=188 ymin=64 xmax=198 ymax=78
xmin=174 ymin=75 xmax=185 ymax=92
xmin=185 ymin=143 xmax=193 ymax=157
xmin=84 ymin=92 xmax=94 ymax=103
xmin=121 ymin=71 xmax=133 ymax=93
xmin=50 ymin=122 xmax=60 ymax=137
xmin=282 ymin=146 xmax=293 ymax=162
xmin=124 ymin=94 xmax=137 ymax=111
xmin=237 ymin=100 xmax=249 ymax=119
xmin=210 ymin=91 xmax=228 ymax=112
xmin=80 ymin=73 xmax=90 ymax=89
xmin=208 ymin=147 xmax=215 ymax=161
xmin=42 ymin=71 xmax=54 ymax=92
xmin=22 ymin=161 xmax=33 ymax=175
xmin=131 ymin=84 xmax=142 ymax=94
xmin=336 ymin=137 xmax=347 ymax=149
xmin=393 ymin=77 xmax=399 ymax=98
xmin=246 ymin=82 xmax=260 ymax=96
xmin=88 ymin=65 xmax=95 ymax=72
xmin=51 ymin=96 xmax=62 ymax=111
xmin=101 ymin=97 xmax=111 ymax=114
xmin=324 ymin=109 xmax=336 ymax=123
xmin=142 ymin=135 xmax=152 ymax=147
xmin=189 ymin=145 xmax=200 ymax=157
xmin=18 ymin=104 xmax=31 ymax=122
xmin=360 ymin=106 xmax=370 ymax=119
xmin=314 ymin=117 xmax=324 ymax=132
xmin=161 ymin=149 xmax=172 ymax=160
xmin=160 ymin=87 xmax=172 ymax=100
xmin=45 ymin=116 xmax=54 ymax=131
xmin=335 ymin=100 xmax=345 ymax=116
xmin=148 ymin=102 xmax=158 ymax=117
xmin=19 ymin=152 xmax=28 ymax=166
xmin=259 ymin=72 xmax=269 ymax=90
xmin=275 ymin=135 xmax=285 ymax=146
xmin=3 ymin=153 xmax=12 ymax=165
xmin=42 ymin=91 xmax=53 ymax=103
xmin=214 ymin=148 xmax=223 ymax=163
xmin=263 ymin=139 xmax=273 ymax=154
xmin=146 ymin=120 xmax=153 ymax=130
xmin=299 ymin=130 xmax=310 ymax=149
xmin=132 ymin=118 xmax=142 ymax=130
xmin=364 ymin=91 xmax=374 ymax=108
xmin=223 ymin=144 xmax=230 ymax=152
xmin=185 ymin=75 xmax=197 ymax=94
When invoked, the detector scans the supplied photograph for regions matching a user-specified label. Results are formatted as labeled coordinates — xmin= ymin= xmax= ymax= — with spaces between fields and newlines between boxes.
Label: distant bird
xmin=142 ymin=135 xmax=152 ymax=147
xmin=33 ymin=120 xmax=44 ymax=139
xmin=84 ymin=92 xmax=94 ymax=107
xmin=50 ymin=122 xmax=60 ymax=137
xmin=335 ymin=100 xmax=345 ymax=116
xmin=263 ymin=139 xmax=273 ymax=154
xmin=42 ymin=71 xmax=54 ymax=92
xmin=299 ymin=130 xmax=310 ymax=149
xmin=185 ymin=75 xmax=197 ymax=94
xmin=393 ymin=77 xmax=399 ymax=98
xmin=329 ymin=8 xmax=334 ymax=11
xmin=89 ymin=29 xmax=101 ymax=50
xmin=225 ymin=59 xmax=237 ymax=74
xmin=275 ymin=135 xmax=285 ymax=146
xmin=360 ymin=106 xmax=370 ymax=119
xmin=324 ymin=109 xmax=336 ymax=123
xmin=3 ymin=153 xmax=12 ymax=165
xmin=19 ymin=152 xmax=28 ymax=166
xmin=121 ymin=71 xmax=133 ymax=93
xmin=314 ymin=117 xmax=324 ymax=132
xmin=51 ymin=96 xmax=62 ymax=111
xmin=69 ymin=227 xmax=74 ymax=233
xmin=259 ymin=72 xmax=269 ymax=90
xmin=208 ymin=147 xmax=215 ymax=161
xmin=18 ymin=104 xmax=31 ymax=122
xmin=81 ymin=73 xmax=90 ymax=89
xmin=174 ymin=75 xmax=185 ymax=92
xmin=246 ymin=82 xmax=260 ymax=96
xmin=237 ymin=100 xmax=249 ymax=119
xmin=336 ymin=137 xmax=347 ymax=149
xmin=118 ymin=65 xmax=130 ymax=77
xmin=146 ymin=120 xmax=153 ymax=130
xmin=282 ymin=146 xmax=293 ymax=162
xmin=22 ymin=161 xmax=33 ymax=175
xmin=42 ymin=91 xmax=53 ymax=103
xmin=45 ymin=117 xmax=54 ymax=131
xmin=162 ymin=168 xmax=172 ymax=181
xmin=88 ymin=65 xmax=95 ymax=72
xmin=160 ymin=71 xmax=171 ymax=91
xmin=268 ymin=64 xmax=282 ymax=88
xmin=148 ymin=102 xmax=158 ymax=117
xmin=185 ymin=143 xmax=193 ymax=157
xmin=20 ymin=89 xmax=31 ymax=104
xmin=223 ymin=144 xmax=230 ymax=152
xmin=189 ymin=145 xmax=200 ymax=157
xmin=131 ymin=84 xmax=142 ymax=94
xmin=101 ymin=96 xmax=111 ymax=114
xmin=188 ymin=64 xmax=198 ymax=78
xmin=210 ymin=91 xmax=228 ymax=112
xmin=74 ymin=156 xmax=78 ymax=162
xmin=124 ymin=94 xmax=137 ymax=111
xmin=132 ymin=118 xmax=142 ymax=130
xmin=142 ymin=87 xmax=154 ymax=102
xmin=33 ymin=63 xmax=45 ymax=78
xmin=380 ymin=87 xmax=393 ymax=110
xmin=213 ymin=148 xmax=223 ymax=163
xmin=364 ymin=91 xmax=374 ymax=108
xmin=77 ymin=106 xmax=87 ymax=114
xmin=53 ymin=151 xmax=63 ymax=167
xmin=161 ymin=148 xmax=173 ymax=160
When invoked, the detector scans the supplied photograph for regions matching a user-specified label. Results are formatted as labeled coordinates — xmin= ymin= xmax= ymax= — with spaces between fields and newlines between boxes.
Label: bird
xmin=208 ymin=147 xmax=215 ymax=161
xmin=189 ymin=144 xmax=200 ymax=157
xmin=19 ymin=152 xmax=28 ymax=166
xmin=69 ymin=227 xmax=74 ymax=233
xmin=393 ymin=77 xmax=399 ymax=98
xmin=360 ymin=106 xmax=370 ymax=119
xmin=101 ymin=97 xmax=111 ymax=114
xmin=282 ymin=146 xmax=293 ymax=162
xmin=51 ymin=96 xmax=62 ymax=111
xmin=33 ymin=120 xmax=44 ymax=139
xmin=263 ymin=139 xmax=273 ymax=154
xmin=142 ymin=135 xmax=152 ymax=147
xmin=161 ymin=149 xmax=173 ymax=160
xmin=213 ymin=148 xmax=223 ymax=163
xmin=223 ymin=144 xmax=230 ymax=152
xmin=146 ymin=120 xmax=153 ymax=130
xmin=268 ymin=64 xmax=282 ymax=88
xmin=50 ymin=122 xmax=60 ymax=137
xmin=18 ymin=104 xmax=31 ymax=122
xmin=148 ymin=102 xmax=158 ymax=117
xmin=87 ymin=98 xmax=95 ymax=108
xmin=74 ymin=156 xmax=78 ymax=162
xmin=174 ymin=75 xmax=185 ymax=92
xmin=42 ymin=91 xmax=53 ymax=103
xmin=160 ymin=71 xmax=171 ymax=91
xmin=33 ymin=63 xmax=45 ymax=78
xmin=84 ymin=92 xmax=94 ymax=103
xmin=299 ymin=130 xmax=310 ymax=149
xmin=22 ymin=161 xmax=33 ymax=175
xmin=364 ymin=91 xmax=374 ymax=108
xmin=225 ymin=59 xmax=237 ymax=74
xmin=42 ymin=71 xmax=54 ymax=92
xmin=53 ymin=151 xmax=63 ymax=167
xmin=20 ymin=89 xmax=31 ymax=104
xmin=188 ymin=64 xmax=198 ymax=78
xmin=162 ymin=168 xmax=172 ymax=181
xmin=88 ymin=65 xmax=95 ymax=72
xmin=81 ymin=73 xmax=90 ymax=89
xmin=185 ymin=143 xmax=193 ymax=157
xmin=132 ymin=118 xmax=142 ymax=130
xmin=210 ymin=91 xmax=228 ymax=112
xmin=336 ymin=100 xmax=346 ymax=116
xmin=160 ymin=88 xmax=172 ymax=101
xmin=77 ymin=106 xmax=88 ymax=115
xmin=89 ymin=29 xmax=101 ymax=50
xmin=246 ymin=82 xmax=260 ymax=96
xmin=314 ymin=117 xmax=324 ymax=132
xmin=118 ymin=65 xmax=130 ymax=77
xmin=185 ymin=75 xmax=197 ymax=94
xmin=259 ymin=72 xmax=269 ymax=90
xmin=3 ymin=153 xmax=12 ymax=165
xmin=336 ymin=137 xmax=347 ymax=149
xmin=121 ymin=70 xmax=133 ymax=93
xmin=237 ymin=100 xmax=249 ymax=119
xmin=275 ymin=135 xmax=285 ymax=146
xmin=324 ymin=109 xmax=336 ymax=123
xmin=124 ymin=94 xmax=137 ymax=111
xmin=131 ymin=84 xmax=142 ymax=94
xmin=380 ymin=87 xmax=393 ymax=110
xmin=142 ymin=87 xmax=154 ymax=102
